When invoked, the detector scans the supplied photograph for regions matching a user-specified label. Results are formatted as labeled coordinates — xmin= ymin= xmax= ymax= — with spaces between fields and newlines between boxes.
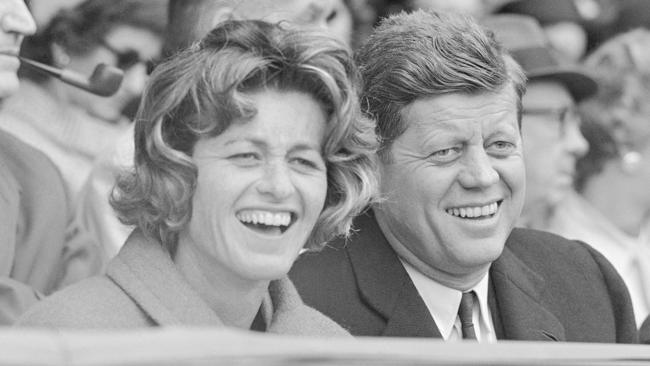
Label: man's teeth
xmin=446 ymin=202 xmax=498 ymax=218
xmin=236 ymin=211 xmax=291 ymax=227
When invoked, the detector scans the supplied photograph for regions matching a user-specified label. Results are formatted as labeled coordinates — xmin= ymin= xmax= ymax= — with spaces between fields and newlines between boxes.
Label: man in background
xmin=0 ymin=0 xmax=103 ymax=324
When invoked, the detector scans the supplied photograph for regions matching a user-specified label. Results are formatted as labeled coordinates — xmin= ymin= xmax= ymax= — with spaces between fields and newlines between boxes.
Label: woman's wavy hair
xmin=111 ymin=20 xmax=378 ymax=253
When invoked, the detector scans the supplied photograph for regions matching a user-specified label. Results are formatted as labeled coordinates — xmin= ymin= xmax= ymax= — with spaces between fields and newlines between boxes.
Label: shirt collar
xmin=399 ymin=258 xmax=493 ymax=340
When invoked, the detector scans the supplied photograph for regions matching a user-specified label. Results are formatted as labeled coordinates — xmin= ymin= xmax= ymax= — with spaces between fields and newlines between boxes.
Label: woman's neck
xmin=173 ymin=233 xmax=270 ymax=329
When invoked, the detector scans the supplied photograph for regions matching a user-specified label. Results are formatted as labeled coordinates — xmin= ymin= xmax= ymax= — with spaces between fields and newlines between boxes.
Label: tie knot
xmin=458 ymin=291 xmax=477 ymax=340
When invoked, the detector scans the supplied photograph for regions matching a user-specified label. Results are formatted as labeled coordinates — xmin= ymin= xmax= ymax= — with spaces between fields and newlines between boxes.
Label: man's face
xmin=240 ymin=0 xmax=353 ymax=45
xmin=0 ymin=0 xmax=35 ymax=99
xmin=521 ymin=80 xmax=588 ymax=223
xmin=66 ymin=25 xmax=162 ymax=122
xmin=375 ymin=87 xmax=525 ymax=290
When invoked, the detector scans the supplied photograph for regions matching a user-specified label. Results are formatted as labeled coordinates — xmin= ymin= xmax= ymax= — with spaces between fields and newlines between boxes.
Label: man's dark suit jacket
xmin=290 ymin=210 xmax=638 ymax=343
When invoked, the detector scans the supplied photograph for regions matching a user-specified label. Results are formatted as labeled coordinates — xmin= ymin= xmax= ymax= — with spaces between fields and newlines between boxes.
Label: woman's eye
xmin=290 ymin=155 xmax=325 ymax=171
xmin=229 ymin=152 xmax=260 ymax=164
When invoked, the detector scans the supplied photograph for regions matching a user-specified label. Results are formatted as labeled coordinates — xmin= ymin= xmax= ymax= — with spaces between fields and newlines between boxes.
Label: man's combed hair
xmin=111 ymin=20 xmax=378 ymax=253
xmin=355 ymin=10 xmax=526 ymax=159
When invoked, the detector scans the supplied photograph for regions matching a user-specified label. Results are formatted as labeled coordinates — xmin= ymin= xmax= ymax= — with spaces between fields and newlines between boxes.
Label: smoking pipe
xmin=1 ymin=52 xmax=124 ymax=97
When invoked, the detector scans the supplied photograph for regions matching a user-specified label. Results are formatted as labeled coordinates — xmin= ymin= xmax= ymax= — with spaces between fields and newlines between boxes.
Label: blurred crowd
xmin=2 ymin=0 xmax=650 ymax=348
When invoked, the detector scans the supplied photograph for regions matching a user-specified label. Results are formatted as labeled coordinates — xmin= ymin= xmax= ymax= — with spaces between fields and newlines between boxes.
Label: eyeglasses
xmin=99 ymin=40 xmax=157 ymax=74
xmin=523 ymin=106 xmax=581 ymax=136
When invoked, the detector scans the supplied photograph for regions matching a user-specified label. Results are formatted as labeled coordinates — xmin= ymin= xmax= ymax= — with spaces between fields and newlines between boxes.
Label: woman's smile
xmin=236 ymin=209 xmax=295 ymax=236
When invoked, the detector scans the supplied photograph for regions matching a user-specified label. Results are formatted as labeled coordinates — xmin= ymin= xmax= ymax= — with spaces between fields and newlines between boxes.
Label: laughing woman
xmin=17 ymin=19 xmax=378 ymax=334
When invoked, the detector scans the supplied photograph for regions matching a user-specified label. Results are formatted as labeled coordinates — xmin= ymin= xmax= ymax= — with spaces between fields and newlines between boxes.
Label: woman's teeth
xmin=236 ymin=210 xmax=292 ymax=228
xmin=446 ymin=202 xmax=498 ymax=218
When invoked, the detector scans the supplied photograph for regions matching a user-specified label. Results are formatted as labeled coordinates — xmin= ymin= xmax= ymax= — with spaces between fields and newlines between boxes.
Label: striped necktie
xmin=458 ymin=291 xmax=477 ymax=340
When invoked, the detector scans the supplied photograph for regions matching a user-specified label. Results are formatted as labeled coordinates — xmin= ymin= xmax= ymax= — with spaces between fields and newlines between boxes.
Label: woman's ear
xmin=50 ymin=43 xmax=70 ymax=67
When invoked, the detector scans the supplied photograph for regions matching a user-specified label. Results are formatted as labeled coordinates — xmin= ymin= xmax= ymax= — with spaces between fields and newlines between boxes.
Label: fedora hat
xmin=482 ymin=14 xmax=597 ymax=101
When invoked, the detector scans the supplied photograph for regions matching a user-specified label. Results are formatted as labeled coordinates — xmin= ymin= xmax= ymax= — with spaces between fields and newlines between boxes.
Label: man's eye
xmin=429 ymin=147 xmax=461 ymax=163
xmin=488 ymin=141 xmax=516 ymax=155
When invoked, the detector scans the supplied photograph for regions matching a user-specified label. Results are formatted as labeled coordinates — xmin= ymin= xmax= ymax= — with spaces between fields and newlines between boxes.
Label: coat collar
xmin=106 ymin=231 xmax=224 ymax=327
xmin=490 ymin=233 xmax=566 ymax=341
xmin=346 ymin=211 xmax=441 ymax=337
xmin=347 ymin=211 xmax=565 ymax=341
xmin=107 ymin=230 xmax=349 ymax=336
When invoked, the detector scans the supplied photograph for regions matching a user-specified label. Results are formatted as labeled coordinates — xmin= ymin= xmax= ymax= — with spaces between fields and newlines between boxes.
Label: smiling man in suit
xmin=290 ymin=10 xmax=637 ymax=343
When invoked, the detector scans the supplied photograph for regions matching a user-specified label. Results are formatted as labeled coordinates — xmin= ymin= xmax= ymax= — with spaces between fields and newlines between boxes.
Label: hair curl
xmin=355 ymin=10 xmax=526 ymax=160
xmin=111 ymin=20 xmax=378 ymax=253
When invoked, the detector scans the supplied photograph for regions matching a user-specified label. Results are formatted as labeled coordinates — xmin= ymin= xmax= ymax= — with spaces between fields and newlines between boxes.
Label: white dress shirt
xmin=400 ymin=258 xmax=497 ymax=343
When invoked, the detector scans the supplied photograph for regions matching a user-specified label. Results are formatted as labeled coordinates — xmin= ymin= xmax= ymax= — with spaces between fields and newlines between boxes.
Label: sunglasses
xmin=99 ymin=40 xmax=157 ymax=74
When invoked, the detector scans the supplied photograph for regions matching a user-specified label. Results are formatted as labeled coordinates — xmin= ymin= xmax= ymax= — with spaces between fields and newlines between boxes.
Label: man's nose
xmin=458 ymin=148 xmax=500 ymax=189
xmin=121 ymin=63 xmax=149 ymax=96
xmin=564 ymin=119 xmax=589 ymax=158
xmin=1 ymin=1 xmax=36 ymax=36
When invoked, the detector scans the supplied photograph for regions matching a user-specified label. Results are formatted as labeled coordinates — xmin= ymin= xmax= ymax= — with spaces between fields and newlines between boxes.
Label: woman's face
xmin=0 ymin=0 xmax=35 ymax=99
xmin=65 ymin=24 xmax=161 ymax=122
xmin=184 ymin=89 xmax=329 ymax=283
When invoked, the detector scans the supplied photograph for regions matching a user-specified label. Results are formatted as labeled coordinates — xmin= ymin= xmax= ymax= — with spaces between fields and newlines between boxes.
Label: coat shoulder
xmin=290 ymin=236 xmax=354 ymax=301
xmin=507 ymin=227 xmax=605 ymax=268
xmin=16 ymin=276 xmax=149 ymax=329
xmin=505 ymin=228 xmax=637 ymax=343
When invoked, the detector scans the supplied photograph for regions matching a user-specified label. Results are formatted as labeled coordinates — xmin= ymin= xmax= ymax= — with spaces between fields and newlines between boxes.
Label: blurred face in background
xmin=239 ymin=0 xmax=353 ymax=45
xmin=521 ymin=80 xmax=588 ymax=223
xmin=610 ymin=77 xmax=650 ymax=208
xmin=63 ymin=24 xmax=162 ymax=122
xmin=0 ymin=0 xmax=35 ymax=99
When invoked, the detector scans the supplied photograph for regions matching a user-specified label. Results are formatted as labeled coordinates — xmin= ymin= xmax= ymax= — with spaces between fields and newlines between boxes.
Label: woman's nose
xmin=256 ymin=162 xmax=295 ymax=200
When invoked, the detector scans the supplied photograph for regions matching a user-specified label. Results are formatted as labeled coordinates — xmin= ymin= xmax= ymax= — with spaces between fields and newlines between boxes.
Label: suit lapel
xmin=346 ymin=211 xmax=441 ymax=338
xmin=489 ymin=243 xmax=566 ymax=341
